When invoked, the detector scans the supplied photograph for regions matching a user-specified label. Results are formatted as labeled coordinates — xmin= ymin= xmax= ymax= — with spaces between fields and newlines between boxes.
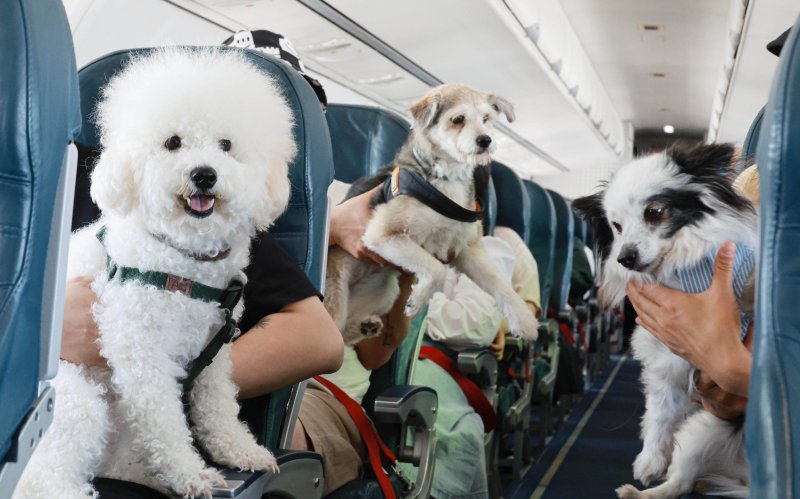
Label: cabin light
xmin=298 ymin=38 xmax=352 ymax=53
xmin=639 ymin=24 xmax=665 ymax=32
xmin=663 ymin=125 xmax=675 ymax=134
xmin=357 ymin=73 xmax=404 ymax=85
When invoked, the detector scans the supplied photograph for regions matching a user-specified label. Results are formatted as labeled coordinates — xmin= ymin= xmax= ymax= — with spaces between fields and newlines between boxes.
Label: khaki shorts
xmin=297 ymin=380 xmax=368 ymax=495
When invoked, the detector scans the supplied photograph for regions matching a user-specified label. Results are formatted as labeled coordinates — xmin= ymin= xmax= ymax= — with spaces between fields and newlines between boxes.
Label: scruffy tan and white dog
xmin=325 ymin=84 xmax=538 ymax=345
xmin=13 ymin=48 xmax=295 ymax=499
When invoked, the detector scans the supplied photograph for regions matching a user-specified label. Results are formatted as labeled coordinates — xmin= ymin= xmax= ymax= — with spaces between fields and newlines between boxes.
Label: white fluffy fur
xmin=13 ymin=48 xmax=296 ymax=499
xmin=591 ymin=152 xmax=755 ymax=499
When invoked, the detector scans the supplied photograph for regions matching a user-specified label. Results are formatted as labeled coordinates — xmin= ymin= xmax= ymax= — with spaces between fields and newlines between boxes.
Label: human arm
xmin=328 ymin=185 xmax=387 ymax=266
xmin=232 ymin=296 xmax=343 ymax=399
xmin=626 ymin=241 xmax=751 ymax=398
xmin=60 ymin=276 xmax=106 ymax=367
xmin=355 ymin=272 xmax=415 ymax=370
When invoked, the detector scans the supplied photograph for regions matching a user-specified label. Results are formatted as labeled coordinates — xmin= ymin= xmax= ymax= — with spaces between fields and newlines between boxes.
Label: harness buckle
xmin=218 ymin=280 xmax=244 ymax=312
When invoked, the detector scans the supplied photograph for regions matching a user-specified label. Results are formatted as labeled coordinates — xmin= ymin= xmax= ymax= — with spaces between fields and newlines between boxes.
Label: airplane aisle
xmin=507 ymin=355 xmax=645 ymax=499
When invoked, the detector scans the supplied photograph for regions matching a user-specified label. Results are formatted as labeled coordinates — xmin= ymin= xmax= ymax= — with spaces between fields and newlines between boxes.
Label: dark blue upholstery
xmin=491 ymin=162 xmax=531 ymax=245
xmin=546 ymin=190 xmax=574 ymax=311
xmin=485 ymin=177 xmax=498 ymax=236
xmin=74 ymin=47 xmax=333 ymax=449
xmin=747 ymin=20 xmax=800 ymax=499
xmin=742 ymin=105 xmax=765 ymax=161
xmin=524 ymin=180 xmax=556 ymax=314
xmin=325 ymin=104 xmax=409 ymax=181
xmin=0 ymin=0 xmax=80 ymax=465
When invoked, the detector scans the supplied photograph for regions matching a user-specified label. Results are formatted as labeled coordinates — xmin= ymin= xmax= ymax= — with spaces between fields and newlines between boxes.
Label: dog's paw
xmin=169 ymin=466 xmax=226 ymax=499
xmin=633 ymin=449 xmax=668 ymax=486
xmin=506 ymin=305 xmax=539 ymax=341
xmin=615 ymin=484 xmax=645 ymax=499
xmin=405 ymin=273 xmax=444 ymax=317
xmin=360 ymin=317 xmax=383 ymax=338
xmin=224 ymin=445 xmax=279 ymax=474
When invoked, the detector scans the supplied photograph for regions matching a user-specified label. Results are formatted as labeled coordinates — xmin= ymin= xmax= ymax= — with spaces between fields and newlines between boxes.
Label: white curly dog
xmin=13 ymin=48 xmax=296 ymax=498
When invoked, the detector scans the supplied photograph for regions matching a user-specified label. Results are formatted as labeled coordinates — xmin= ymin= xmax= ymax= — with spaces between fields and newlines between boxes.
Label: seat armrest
xmin=587 ymin=298 xmax=600 ymax=317
xmin=558 ymin=309 xmax=576 ymax=325
xmin=374 ymin=385 xmax=437 ymax=429
xmin=574 ymin=304 xmax=589 ymax=323
xmin=457 ymin=349 xmax=498 ymax=388
xmin=374 ymin=386 xmax=437 ymax=499
xmin=210 ymin=450 xmax=324 ymax=499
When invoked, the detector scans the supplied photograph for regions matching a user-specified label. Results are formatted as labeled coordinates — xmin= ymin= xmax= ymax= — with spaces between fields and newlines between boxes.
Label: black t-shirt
xmin=94 ymin=234 xmax=319 ymax=499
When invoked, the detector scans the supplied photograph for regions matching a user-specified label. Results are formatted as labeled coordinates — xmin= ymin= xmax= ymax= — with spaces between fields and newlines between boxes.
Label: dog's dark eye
xmin=451 ymin=115 xmax=465 ymax=125
xmin=612 ymin=222 xmax=622 ymax=234
xmin=219 ymin=139 xmax=232 ymax=152
xmin=644 ymin=204 xmax=668 ymax=224
xmin=483 ymin=115 xmax=490 ymax=124
xmin=164 ymin=135 xmax=182 ymax=151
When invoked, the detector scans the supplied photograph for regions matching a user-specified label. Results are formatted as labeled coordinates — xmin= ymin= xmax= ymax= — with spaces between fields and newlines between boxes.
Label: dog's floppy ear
xmin=572 ymin=190 xmax=613 ymax=263
xmin=90 ymin=146 xmax=136 ymax=218
xmin=488 ymin=94 xmax=515 ymax=123
xmin=410 ymin=91 xmax=443 ymax=129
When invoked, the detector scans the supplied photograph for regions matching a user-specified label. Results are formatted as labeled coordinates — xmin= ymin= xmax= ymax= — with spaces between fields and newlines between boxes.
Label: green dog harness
xmin=96 ymin=226 xmax=243 ymax=397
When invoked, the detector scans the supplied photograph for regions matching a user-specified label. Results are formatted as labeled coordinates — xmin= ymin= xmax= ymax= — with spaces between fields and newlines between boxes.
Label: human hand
xmin=488 ymin=319 xmax=508 ymax=360
xmin=328 ymin=186 xmax=388 ymax=266
xmin=693 ymin=370 xmax=747 ymax=420
xmin=626 ymin=241 xmax=750 ymax=397
xmin=61 ymin=276 xmax=107 ymax=367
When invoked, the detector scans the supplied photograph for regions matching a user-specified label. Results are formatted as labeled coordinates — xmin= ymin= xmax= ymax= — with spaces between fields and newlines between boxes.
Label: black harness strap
xmin=381 ymin=167 xmax=483 ymax=223
xmin=95 ymin=226 xmax=243 ymax=400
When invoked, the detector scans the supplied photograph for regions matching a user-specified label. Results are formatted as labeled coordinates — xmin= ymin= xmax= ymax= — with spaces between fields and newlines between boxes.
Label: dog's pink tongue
xmin=189 ymin=195 xmax=214 ymax=212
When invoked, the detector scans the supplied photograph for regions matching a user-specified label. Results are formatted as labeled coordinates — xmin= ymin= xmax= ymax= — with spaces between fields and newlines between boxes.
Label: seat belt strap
xmin=418 ymin=346 xmax=498 ymax=433
xmin=313 ymin=376 xmax=397 ymax=499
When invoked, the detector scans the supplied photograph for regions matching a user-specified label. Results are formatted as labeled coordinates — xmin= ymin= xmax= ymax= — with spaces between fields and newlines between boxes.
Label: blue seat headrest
xmin=0 ymin=0 xmax=80 ymax=462
xmin=73 ymin=47 xmax=333 ymax=291
xmin=325 ymin=104 xmax=410 ymax=182
xmin=546 ymin=189 xmax=574 ymax=311
xmin=524 ymin=180 xmax=556 ymax=313
xmin=747 ymin=19 xmax=800 ymax=499
xmin=490 ymin=162 xmax=531 ymax=245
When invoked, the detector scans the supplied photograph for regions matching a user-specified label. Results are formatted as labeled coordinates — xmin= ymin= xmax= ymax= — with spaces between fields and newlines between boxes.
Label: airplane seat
xmin=747 ymin=19 xmax=800 ymax=499
xmin=74 ymin=46 xmax=332 ymax=499
xmin=522 ymin=180 xmax=561 ymax=447
xmin=486 ymin=163 xmax=535 ymax=483
xmin=325 ymin=104 xmax=438 ymax=498
xmin=741 ymin=105 xmax=766 ymax=165
xmin=546 ymin=190 xmax=575 ymax=315
xmin=0 ymin=0 xmax=80 ymax=495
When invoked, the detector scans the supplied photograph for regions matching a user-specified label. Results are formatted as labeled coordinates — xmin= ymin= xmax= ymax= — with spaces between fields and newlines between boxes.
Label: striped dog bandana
xmin=676 ymin=244 xmax=755 ymax=341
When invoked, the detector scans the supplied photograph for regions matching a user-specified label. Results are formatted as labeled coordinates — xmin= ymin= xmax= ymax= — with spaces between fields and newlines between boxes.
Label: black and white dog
xmin=573 ymin=143 xmax=755 ymax=499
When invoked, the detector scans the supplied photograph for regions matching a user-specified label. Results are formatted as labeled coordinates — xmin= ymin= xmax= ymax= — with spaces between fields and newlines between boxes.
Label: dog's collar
xmin=152 ymin=232 xmax=231 ymax=262
xmin=380 ymin=166 xmax=483 ymax=223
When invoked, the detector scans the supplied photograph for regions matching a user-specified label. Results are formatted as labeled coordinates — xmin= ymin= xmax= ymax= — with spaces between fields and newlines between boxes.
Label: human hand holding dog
xmin=329 ymin=186 xmax=389 ymax=266
xmin=626 ymin=241 xmax=751 ymax=398
xmin=61 ymin=276 xmax=107 ymax=367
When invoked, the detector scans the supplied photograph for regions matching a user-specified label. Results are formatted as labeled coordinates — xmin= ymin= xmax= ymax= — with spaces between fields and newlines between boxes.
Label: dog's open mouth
xmin=182 ymin=194 xmax=216 ymax=218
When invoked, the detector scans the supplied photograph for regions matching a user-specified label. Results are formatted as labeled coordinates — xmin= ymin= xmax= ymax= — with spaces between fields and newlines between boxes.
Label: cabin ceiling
xmin=63 ymin=0 xmax=798 ymax=196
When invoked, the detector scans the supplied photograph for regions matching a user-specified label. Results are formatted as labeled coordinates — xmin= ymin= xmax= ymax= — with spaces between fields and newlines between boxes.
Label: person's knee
xmin=290 ymin=419 xmax=311 ymax=451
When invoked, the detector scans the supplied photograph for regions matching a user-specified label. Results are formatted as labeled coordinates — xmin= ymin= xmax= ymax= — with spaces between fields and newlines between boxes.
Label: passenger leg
xmin=13 ymin=362 xmax=110 ymax=499
xmin=188 ymin=344 xmax=278 ymax=473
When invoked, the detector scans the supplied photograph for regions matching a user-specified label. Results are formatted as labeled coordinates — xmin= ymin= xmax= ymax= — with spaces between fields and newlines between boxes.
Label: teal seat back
xmin=0 ymin=0 xmax=80 ymax=493
xmin=747 ymin=20 xmax=800 ymax=499
xmin=523 ymin=180 xmax=556 ymax=314
xmin=546 ymin=190 xmax=574 ymax=311
xmin=490 ymin=162 xmax=531 ymax=245
xmin=74 ymin=46 xmax=333 ymax=449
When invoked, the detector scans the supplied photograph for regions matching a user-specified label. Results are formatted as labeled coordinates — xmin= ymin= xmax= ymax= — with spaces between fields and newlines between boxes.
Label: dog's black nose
xmin=191 ymin=167 xmax=217 ymax=190
xmin=476 ymin=135 xmax=492 ymax=149
xmin=617 ymin=245 xmax=639 ymax=270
